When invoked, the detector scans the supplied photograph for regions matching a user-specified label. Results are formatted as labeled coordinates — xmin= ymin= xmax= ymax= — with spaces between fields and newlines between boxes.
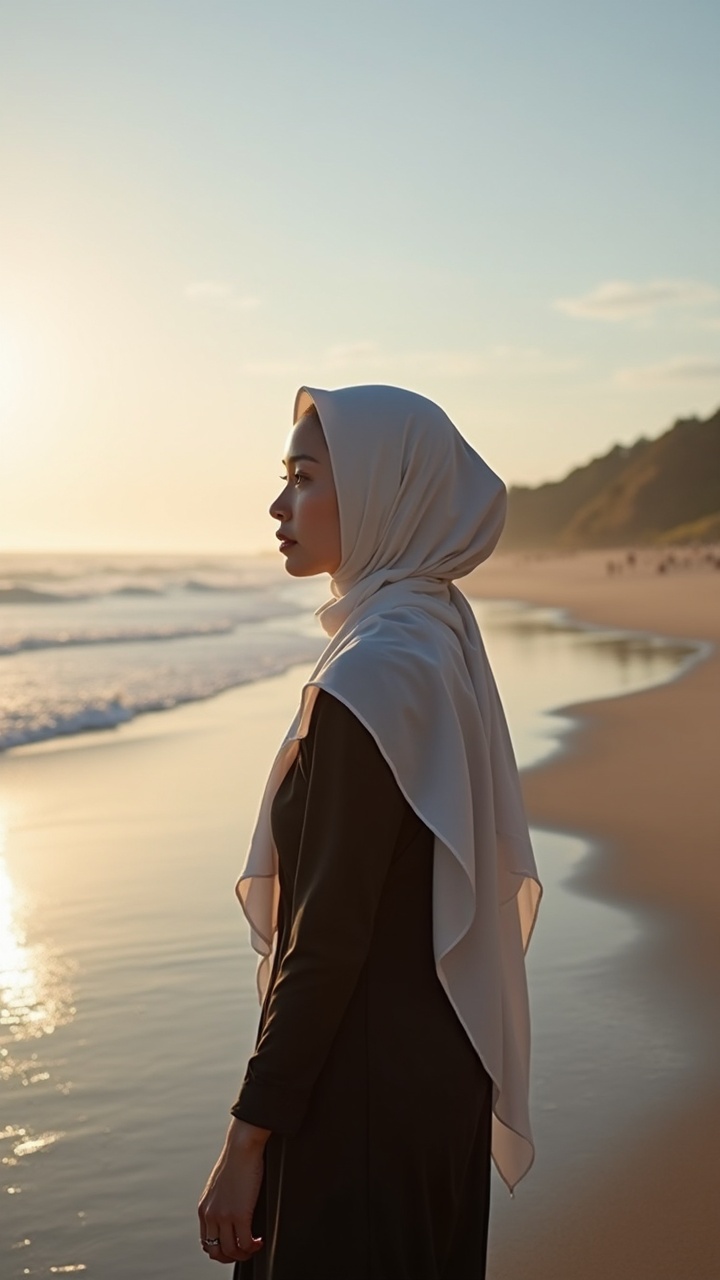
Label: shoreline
xmin=466 ymin=551 xmax=720 ymax=1279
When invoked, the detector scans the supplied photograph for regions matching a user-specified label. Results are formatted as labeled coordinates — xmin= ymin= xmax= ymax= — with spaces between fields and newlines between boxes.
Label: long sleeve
xmin=231 ymin=690 xmax=411 ymax=1135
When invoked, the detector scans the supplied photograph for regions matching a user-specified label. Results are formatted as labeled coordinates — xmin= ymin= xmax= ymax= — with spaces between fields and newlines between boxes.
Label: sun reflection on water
xmin=1 ymin=1123 xmax=65 ymax=1167
xmin=0 ymin=823 xmax=75 ymax=1057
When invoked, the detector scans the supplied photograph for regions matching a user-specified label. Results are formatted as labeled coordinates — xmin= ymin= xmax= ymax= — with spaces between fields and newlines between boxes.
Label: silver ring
xmin=203 ymin=1237 xmax=221 ymax=1247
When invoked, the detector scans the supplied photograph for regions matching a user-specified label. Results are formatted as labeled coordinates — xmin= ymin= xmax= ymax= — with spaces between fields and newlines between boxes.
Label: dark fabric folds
xmin=232 ymin=690 xmax=492 ymax=1280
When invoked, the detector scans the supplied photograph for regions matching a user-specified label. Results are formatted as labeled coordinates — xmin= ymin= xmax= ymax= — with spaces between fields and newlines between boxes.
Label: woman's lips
xmin=278 ymin=537 xmax=296 ymax=552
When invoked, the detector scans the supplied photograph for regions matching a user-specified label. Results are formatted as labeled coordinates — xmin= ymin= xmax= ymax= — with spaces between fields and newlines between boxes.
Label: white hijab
xmin=236 ymin=384 xmax=542 ymax=1192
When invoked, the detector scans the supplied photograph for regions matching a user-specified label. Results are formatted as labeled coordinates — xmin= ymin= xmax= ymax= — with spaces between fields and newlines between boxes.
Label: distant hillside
xmin=501 ymin=405 xmax=720 ymax=550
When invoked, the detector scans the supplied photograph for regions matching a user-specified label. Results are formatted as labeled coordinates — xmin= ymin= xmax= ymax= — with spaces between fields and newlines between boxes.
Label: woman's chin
xmin=282 ymin=552 xmax=311 ymax=578
xmin=282 ymin=557 xmax=327 ymax=579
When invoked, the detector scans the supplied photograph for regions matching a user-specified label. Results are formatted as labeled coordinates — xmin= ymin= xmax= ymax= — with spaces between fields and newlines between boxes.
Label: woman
xmin=198 ymin=385 xmax=541 ymax=1278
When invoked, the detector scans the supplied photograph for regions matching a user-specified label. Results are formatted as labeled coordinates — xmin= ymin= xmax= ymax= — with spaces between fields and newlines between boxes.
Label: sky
xmin=1 ymin=0 xmax=719 ymax=553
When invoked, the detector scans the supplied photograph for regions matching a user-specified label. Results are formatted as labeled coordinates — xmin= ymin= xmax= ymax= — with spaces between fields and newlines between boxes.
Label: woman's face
xmin=269 ymin=411 xmax=342 ymax=577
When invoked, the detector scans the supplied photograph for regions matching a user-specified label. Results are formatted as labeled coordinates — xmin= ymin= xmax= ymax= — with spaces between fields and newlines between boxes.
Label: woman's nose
xmin=269 ymin=489 xmax=289 ymax=521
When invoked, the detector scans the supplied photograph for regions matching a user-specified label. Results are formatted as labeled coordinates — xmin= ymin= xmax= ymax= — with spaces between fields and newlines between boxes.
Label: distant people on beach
xmin=603 ymin=547 xmax=720 ymax=576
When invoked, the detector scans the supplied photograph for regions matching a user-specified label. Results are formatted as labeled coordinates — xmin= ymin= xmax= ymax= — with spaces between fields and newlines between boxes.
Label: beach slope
xmin=466 ymin=550 xmax=720 ymax=1280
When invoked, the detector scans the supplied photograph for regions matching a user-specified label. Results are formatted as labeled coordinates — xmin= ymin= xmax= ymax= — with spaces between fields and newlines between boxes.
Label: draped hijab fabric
xmin=236 ymin=384 xmax=542 ymax=1192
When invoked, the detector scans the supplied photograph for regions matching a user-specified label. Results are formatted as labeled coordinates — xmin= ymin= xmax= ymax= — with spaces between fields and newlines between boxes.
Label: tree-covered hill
xmin=501 ymin=405 xmax=720 ymax=549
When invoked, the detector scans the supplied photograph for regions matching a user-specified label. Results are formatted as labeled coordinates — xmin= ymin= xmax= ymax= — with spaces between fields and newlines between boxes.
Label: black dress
xmin=231 ymin=689 xmax=492 ymax=1280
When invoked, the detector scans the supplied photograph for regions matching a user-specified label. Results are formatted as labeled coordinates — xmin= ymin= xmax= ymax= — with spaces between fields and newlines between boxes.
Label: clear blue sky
xmin=1 ymin=0 xmax=719 ymax=551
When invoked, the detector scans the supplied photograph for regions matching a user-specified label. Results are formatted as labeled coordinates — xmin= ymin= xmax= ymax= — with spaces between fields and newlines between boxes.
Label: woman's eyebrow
xmin=282 ymin=452 xmax=320 ymax=466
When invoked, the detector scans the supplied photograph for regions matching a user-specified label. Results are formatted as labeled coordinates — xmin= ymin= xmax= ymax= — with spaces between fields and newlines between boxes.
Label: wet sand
xmin=466 ymin=549 xmax=720 ymax=1280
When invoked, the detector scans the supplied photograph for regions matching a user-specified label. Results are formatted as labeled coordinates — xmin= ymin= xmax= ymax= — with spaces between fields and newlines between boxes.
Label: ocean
xmin=0 ymin=553 xmax=327 ymax=753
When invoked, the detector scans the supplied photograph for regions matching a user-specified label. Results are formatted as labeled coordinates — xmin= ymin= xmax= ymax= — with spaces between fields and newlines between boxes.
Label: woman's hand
xmin=198 ymin=1117 xmax=271 ymax=1265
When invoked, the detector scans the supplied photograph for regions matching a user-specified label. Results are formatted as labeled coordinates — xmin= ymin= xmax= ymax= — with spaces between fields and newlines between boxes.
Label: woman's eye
xmin=279 ymin=472 xmax=308 ymax=486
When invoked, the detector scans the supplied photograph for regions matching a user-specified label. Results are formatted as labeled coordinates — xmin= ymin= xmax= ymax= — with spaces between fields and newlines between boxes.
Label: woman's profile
xmin=198 ymin=384 xmax=542 ymax=1279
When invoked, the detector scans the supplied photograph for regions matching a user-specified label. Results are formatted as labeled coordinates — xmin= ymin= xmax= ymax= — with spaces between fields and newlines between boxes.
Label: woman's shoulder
xmin=299 ymin=688 xmax=390 ymax=778
xmin=305 ymin=687 xmax=367 ymax=741
xmin=298 ymin=686 xmax=414 ymax=821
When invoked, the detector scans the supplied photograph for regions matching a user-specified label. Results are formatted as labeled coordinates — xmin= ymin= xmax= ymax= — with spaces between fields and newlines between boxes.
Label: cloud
xmin=555 ymin=278 xmax=720 ymax=322
xmin=241 ymin=342 xmax=581 ymax=379
xmin=184 ymin=281 xmax=261 ymax=310
xmin=615 ymin=355 xmax=720 ymax=386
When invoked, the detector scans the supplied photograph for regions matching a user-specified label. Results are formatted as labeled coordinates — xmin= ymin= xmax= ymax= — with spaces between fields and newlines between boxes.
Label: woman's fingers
xmin=238 ymin=1234 xmax=264 ymax=1259
xmin=232 ymin=1213 xmax=263 ymax=1256
xmin=219 ymin=1221 xmax=242 ymax=1260
xmin=200 ymin=1216 xmax=262 ymax=1265
xmin=220 ymin=1219 xmax=263 ymax=1261
xmin=197 ymin=1209 xmax=226 ymax=1261
xmin=198 ymin=1208 xmax=212 ymax=1253
xmin=200 ymin=1215 xmax=220 ymax=1253
xmin=200 ymin=1224 xmax=236 ymax=1265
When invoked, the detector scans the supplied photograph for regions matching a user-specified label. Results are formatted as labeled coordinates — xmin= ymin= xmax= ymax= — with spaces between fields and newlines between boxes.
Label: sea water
xmin=0 ymin=553 xmax=327 ymax=751
xmin=0 ymin=553 xmax=701 ymax=1276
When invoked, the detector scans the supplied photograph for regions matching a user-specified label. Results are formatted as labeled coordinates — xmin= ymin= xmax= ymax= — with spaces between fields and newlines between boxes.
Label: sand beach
xmin=466 ymin=549 xmax=720 ymax=1280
